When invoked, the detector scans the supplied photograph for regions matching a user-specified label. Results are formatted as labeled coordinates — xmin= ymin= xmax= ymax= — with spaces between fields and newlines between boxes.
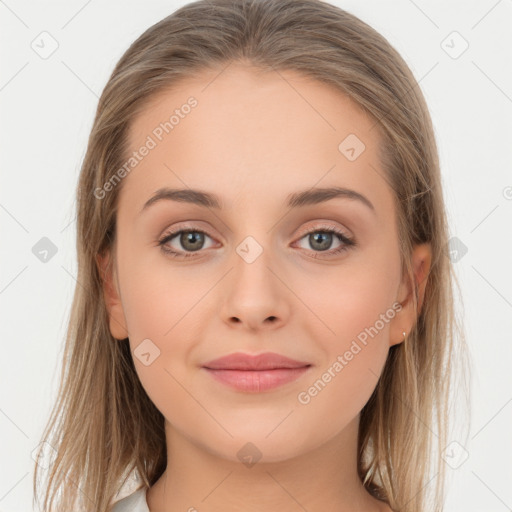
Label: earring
xmin=402 ymin=331 xmax=406 ymax=342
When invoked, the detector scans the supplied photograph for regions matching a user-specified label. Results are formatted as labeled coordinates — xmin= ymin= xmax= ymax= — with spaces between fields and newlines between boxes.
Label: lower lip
xmin=203 ymin=366 xmax=311 ymax=392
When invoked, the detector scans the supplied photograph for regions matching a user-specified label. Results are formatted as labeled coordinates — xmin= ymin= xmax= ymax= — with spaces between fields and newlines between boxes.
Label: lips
xmin=202 ymin=352 xmax=311 ymax=371
xmin=201 ymin=352 xmax=312 ymax=392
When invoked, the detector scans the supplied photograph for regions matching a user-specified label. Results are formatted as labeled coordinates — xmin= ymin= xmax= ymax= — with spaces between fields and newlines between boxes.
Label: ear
xmin=389 ymin=242 xmax=432 ymax=347
xmin=96 ymin=250 xmax=129 ymax=340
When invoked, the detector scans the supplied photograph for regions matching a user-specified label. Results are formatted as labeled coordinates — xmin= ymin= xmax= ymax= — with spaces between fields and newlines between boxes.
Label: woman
xmin=32 ymin=1 xmax=470 ymax=511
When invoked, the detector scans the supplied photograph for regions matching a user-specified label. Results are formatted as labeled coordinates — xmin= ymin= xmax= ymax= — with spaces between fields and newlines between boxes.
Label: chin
xmin=196 ymin=430 xmax=309 ymax=466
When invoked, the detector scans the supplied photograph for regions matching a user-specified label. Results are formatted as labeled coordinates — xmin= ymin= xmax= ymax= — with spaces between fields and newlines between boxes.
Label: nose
xmin=219 ymin=241 xmax=291 ymax=331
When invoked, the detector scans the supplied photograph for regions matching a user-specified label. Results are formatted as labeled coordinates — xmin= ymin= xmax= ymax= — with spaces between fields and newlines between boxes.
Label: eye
xmin=294 ymin=225 xmax=356 ymax=258
xmin=158 ymin=227 xmax=217 ymax=258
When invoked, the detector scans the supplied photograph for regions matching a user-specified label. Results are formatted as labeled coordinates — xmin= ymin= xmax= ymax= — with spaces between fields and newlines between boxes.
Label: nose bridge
xmin=228 ymin=198 xmax=277 ymax=268
xmin=231 ymin=231 xmax=277 ymax=294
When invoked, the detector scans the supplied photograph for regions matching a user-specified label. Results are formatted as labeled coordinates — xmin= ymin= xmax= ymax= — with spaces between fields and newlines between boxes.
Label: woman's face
xmin=100 ymin=63 xmax=422 ymax=463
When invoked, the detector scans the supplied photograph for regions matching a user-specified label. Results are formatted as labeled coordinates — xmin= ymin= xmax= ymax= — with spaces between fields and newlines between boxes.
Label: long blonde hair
xmin=32 ymin=1 xmax=471 ymax=510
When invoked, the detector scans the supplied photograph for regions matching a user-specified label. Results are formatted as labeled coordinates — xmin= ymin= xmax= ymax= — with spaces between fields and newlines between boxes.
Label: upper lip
xmin=202 ymin=352 xmax=311 ymax=371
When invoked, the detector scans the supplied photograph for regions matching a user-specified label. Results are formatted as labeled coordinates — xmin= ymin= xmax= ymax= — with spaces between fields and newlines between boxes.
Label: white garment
xmin=111 ymin=487 xmax=149 ymax=512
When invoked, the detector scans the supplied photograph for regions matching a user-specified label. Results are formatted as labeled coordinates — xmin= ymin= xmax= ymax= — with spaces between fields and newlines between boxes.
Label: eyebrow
xmin=140 ymin=186 xmax=376 ymax=215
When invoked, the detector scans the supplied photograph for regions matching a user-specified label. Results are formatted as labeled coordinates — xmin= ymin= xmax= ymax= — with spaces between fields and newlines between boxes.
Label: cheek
xmin=296 ymin=253 xmax=399 ymax=405
xmin=119 ymin=251 xmax=203 ymax=341
xmin=121 ymin=269 xmax=197 ymax=424
xmin=293 ymin=273 xmax=397 ymax=442
xmin=116 ymin=254 xmax=197 ymax=389
xmin=304 ymin=255 xmax=399 ymax=348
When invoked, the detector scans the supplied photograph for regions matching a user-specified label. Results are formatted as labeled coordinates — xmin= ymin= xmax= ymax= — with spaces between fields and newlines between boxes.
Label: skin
xmin=98 ymin=62 xmax=431 ymax=512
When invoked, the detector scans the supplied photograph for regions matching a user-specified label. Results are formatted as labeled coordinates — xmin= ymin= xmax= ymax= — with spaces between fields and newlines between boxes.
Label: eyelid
xmin=159 ymin=221 xmax=219 ymax=241
xmin=295 ymin=221 xmax=351 ymax=239
xmin=159 ymin=221 xmax=350 ymax=243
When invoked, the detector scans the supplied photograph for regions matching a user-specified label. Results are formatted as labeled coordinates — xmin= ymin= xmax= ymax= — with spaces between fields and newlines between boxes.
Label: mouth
xmin=201 ymin=351 xmax=312 ymax=392
xmin=201 ymin=365 xmax=312 ymax=392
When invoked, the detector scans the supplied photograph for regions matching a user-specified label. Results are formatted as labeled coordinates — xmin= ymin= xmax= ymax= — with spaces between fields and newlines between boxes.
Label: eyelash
xmin=158 ymin=224 xmax=356 ymax=260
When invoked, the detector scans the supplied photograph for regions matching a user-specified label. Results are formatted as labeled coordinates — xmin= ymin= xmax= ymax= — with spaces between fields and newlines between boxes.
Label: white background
xmin=1 ymin=0 xmax=511 ymax=511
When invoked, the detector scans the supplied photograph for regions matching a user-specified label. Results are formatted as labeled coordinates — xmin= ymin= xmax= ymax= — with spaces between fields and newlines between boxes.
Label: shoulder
xmin=111 ymin=487 xmax=149 ymax=512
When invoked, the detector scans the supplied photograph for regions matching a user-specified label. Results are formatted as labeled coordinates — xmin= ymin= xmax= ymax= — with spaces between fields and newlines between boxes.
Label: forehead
xmin=121 ymin=63 xmax=390 ymax=215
